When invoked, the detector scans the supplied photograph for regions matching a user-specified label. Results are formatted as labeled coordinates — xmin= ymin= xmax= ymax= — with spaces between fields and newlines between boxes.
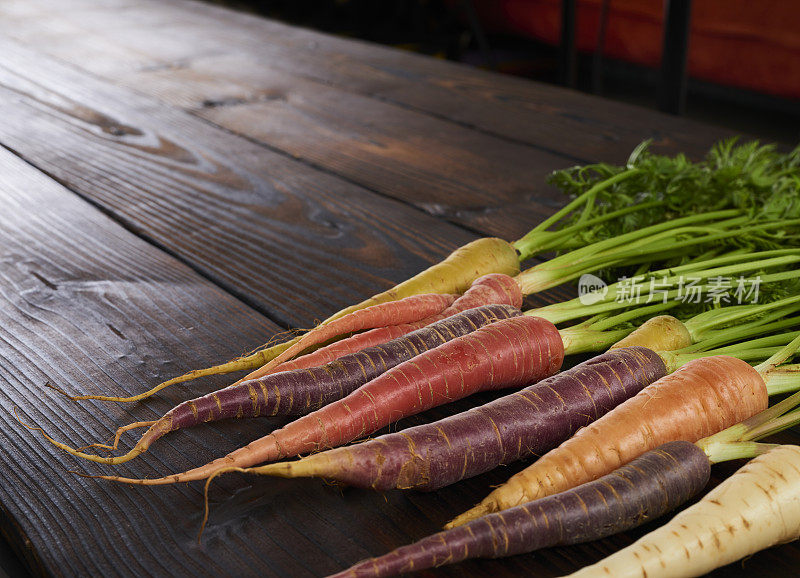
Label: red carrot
xmin=237 ymin=273 xmax=523 ymax=384
xmin=327 ymin=441 xmax=711 ymax=578
xmin=236 ymin=292 xmax=457 ymax=382
xmin=240 ymin=346 xmax=666 ymax=491
xmin=91 ymin=315 xmax=564 ymax=484
xmin=42 ymin=304 xmax=522 ymax=465
xmin=67 ymin=273 xmax=523 ymax=404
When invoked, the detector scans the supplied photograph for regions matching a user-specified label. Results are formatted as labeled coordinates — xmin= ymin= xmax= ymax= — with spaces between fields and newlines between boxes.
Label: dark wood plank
xmin=1 ymin=0 xmax=735 ymax=165
xmin=0 ymin=148 xmax=622 ymax=578
xmin=192 ymin=73 xmax=568 ymax=239
xmin=0 ymin=10 xmax=574 ymax=240
xmin=0 ymin=146 xmax=294 ymax=577
xmin=0 ymin=37 xmax=495 ymax=329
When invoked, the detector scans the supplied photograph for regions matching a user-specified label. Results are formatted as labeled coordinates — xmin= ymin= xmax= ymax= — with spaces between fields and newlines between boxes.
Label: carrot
xmin=447 ymin=355 xmax=769 ymax=527
xmin=326 ymin=441 xmax=712 ymax=578
xmin=88 ymin=315 xmax=564 ymax=484
xmin=55 ymin=268 xmax=793 ymax=472
xmin=217 ymin=294 xmax=800 ymax=494
xmin=79 ymin=237 xmax=521 ymax=402
xmin=325 ymin=387 xmax=800 ymax=577
xmin=66 ymin=292 xmax=457 ymax=403
xmin=41 ymin=304 xmax=522 ymax=465
xmin=238 ymin=272 xmax=523 ymax=384
xmin=609 ymin=315 xmax=692 ymax=351
xmin=178 ymin=291 xmax=456 ymax=382
xmin=568 ymin=444 xmax=800 ymax=578
xmin=233 ymin=346 xmax=666 ymax=491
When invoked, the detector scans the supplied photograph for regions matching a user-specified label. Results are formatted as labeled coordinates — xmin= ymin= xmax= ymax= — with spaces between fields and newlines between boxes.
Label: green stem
xmin=586 ymin=301 xmax=677 ymax=332
xmin=697 ymin=387 xmax=800 ymax=454
xmin=701 ymin=334 xmax=800 ymax=354
xmin=702 ymin=441 xmax=779 ymax=464
xmin=527 ymin=265 xmax=794 ymax=326
xmin=561 ymin=212 xmax=744 ymax=263
xmin=762 ymin=364 xmax=800 ymax=396
xmin=516 ymin=214 xmax=757 ymax=294
xmin=588 ymin=218 xmax=800 ymax=276
xmin=518 ymin=200 xmax=665 ymax=256
xmin=681 ymin=314 xmax=800 ymax=354
xmin=596 ymin=255 xmax=798 ymax=305
xmin=746 ymin=408 xmax=800 ymax=440
xmin=558 ymin=327 xmax=633 ymax=355
xmin=755 ymin=333 xmax=800 ymax=374
xmin=660 ymin=347 xmax=785 ymax=373
xmin=659 ymin=329 xmax=800 ymax=372
xmin=515 ymin=209 xmax=744 ymax=293
xmin=662 ymin=248 xmax=800 ymax=276
xmin=515 ymin=169 xmax=642 ymax=239
xmin=684 ymin=294 xmax=800 ymax=342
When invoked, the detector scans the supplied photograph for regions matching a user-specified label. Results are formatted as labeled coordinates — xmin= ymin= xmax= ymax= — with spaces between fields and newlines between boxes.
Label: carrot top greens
xmin=527 ymin=139 xmax=800 ymax=257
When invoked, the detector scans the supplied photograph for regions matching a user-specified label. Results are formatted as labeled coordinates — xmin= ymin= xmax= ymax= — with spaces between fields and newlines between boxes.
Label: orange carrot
xmin=448 ymin=355 xmax=768 ymax=527
xmin=90 ymin=315 xmax=563 ymax=485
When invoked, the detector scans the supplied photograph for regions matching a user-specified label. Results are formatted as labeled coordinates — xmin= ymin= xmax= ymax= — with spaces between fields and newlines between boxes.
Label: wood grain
xmin=0 ymin=38 xmax=502 ymax=329
xmin=0 ymin=0 xmax=734 ymax=164
xmin=0 ymin=0 xmax=735 ymax=241
xmin=0 ymin=6 xmax=576 ymax=240
xmin=0 ymin=146 xmax=290 ymax=576
xmin=194 ymin=73 xmax=569 ymax=238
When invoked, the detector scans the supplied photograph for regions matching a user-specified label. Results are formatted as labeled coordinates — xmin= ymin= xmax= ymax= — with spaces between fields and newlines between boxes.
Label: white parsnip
xmin=567 ymin=444 xmax=800 ymax=578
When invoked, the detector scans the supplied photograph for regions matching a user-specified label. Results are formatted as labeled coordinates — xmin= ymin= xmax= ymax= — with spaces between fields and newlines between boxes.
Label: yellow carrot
xmin=610 ymin=315 xmax=692 ymax=351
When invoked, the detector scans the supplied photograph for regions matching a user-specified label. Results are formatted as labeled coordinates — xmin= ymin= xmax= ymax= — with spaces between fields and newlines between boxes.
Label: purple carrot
xmin=328 ymin=441 xmax=710 ymax=578
xmin=251 ymin=346 xmax=666 ymax=491
xmin=48 ymin=304 xmax=521 ymax=465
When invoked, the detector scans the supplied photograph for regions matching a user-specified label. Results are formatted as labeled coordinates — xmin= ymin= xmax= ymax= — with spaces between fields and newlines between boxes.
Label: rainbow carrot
xmin=87 ymin=315 xmax=564 ymax=485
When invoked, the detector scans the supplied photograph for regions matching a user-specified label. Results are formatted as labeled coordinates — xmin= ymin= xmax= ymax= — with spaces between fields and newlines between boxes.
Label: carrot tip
xmin=68 ymin=469 xmax=103 ymax=480
xmin=74 ymin=442 xmax=115 ymax=452
xmin=43 ymin=381 xmax=79 ymax=402
xmin=243 ymin=327 xmax=306 ymax=358
xmin=13 ymin=406 xmax=43 ymax=435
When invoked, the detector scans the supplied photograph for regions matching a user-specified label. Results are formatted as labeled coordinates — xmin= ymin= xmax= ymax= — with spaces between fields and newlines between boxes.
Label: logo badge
xmin=578 ymin=273 xmax=608 ymax=305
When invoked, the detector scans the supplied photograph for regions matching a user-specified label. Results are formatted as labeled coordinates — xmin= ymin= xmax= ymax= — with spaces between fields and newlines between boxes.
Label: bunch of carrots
xmin=22 ymin=139 xmax=800 ymax=577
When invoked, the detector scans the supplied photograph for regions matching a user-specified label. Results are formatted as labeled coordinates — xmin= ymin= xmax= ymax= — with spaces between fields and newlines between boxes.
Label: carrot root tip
xmin=43 ymin=381 xmax=80 ymax=401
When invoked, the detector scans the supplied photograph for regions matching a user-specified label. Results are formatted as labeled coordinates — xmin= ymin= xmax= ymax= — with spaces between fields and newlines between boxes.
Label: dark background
xmin=204 ymin=0 xmax=800 ymax=144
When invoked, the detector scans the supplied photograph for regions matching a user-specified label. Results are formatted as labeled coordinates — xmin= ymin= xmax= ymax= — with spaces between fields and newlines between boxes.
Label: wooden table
xmin=1 ymin=1 xmax=797 ymax=576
